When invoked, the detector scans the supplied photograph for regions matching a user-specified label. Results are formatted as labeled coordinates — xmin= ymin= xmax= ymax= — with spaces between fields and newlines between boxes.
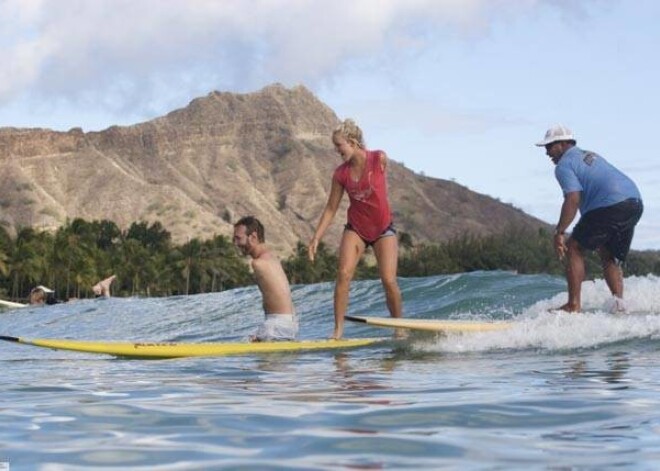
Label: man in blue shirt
xmin=536 ymin=125 xmax=643 ymax=313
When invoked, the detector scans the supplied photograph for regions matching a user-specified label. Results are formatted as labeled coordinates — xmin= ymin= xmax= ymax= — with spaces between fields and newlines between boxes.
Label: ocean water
xmin=2 ymin=271 xmax=660 ymax=470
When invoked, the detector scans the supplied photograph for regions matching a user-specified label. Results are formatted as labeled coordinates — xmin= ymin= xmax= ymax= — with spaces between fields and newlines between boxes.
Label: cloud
xmin=0 ymin=0 xmax=594 ymax=119
xmin=350 ymin=97 xmax=530 ymax=135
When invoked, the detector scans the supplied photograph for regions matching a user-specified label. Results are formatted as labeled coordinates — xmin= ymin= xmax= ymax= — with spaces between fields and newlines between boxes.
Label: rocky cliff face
xmin=0 ymin=84 xmax=548 ymax=254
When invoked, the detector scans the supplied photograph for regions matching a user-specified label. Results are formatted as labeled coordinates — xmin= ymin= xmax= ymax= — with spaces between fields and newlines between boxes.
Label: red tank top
xmin=333 ymin=149 xmax=392 ymax=242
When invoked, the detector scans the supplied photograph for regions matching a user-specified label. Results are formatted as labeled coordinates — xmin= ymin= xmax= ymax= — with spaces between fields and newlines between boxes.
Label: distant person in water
xmin=29 ymin=275 xmax=116 ymax=305
xmin=92 ymin=275 xmax=116 ymax=298
xmin=308 ymin=119 xmax=403 ymax=339
xmin=536 ymin=124 xmax=643 ymax=313
xmin=233 ymin=216 xmax=298 ymax=342
xmin=29 ymin=285 xmax=57 ymax=305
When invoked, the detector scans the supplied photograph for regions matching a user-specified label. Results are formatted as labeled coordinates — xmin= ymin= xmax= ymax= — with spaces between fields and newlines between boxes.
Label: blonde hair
xmin=333 ymin=119 xmax=365 ymax=149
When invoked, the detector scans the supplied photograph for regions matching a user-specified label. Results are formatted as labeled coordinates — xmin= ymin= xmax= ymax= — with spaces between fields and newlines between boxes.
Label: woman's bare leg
xmin=333 ymin=231 xmax=365 ymax=339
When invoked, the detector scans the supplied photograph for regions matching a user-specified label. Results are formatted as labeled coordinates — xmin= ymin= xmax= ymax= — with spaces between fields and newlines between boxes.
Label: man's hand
xmin=554 ymin=233 xmax=567 ymax=260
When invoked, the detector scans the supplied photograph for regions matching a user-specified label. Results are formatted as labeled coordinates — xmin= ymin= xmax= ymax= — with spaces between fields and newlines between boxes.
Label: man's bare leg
xmin=558 ymin=238 xmax=584 ymax=312
xmin=598 ymin=246 xmax=626 ymax=312
xmin=598 ymin=247 xmax=623 ymax=298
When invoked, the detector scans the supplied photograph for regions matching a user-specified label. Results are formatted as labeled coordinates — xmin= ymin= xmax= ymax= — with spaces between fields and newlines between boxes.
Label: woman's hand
xmin=308 ymin=238 xmax=319 ymax=262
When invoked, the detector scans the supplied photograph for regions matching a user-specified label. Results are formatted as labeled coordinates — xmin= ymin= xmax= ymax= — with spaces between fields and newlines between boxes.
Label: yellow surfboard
xmin=0 ymin=335 xmax=387 ymax=359
xmin=345 ymin=315 xmax=511 ymax=333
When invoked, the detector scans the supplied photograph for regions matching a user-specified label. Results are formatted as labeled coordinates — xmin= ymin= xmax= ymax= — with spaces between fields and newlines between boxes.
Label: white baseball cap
xmin=535 ymin=124 xmax=575 ymax=146
xmin=35 ymin=285 xmax=54 ymax=293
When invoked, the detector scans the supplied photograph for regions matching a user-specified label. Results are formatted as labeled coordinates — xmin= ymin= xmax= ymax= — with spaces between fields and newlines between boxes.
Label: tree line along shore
xmin=1 ymin=218 xmax=658 ymax=303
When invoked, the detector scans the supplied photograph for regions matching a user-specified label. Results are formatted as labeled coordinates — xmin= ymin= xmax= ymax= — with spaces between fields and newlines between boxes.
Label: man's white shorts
xmin=253 ymin=314 xmax=298 ymax=341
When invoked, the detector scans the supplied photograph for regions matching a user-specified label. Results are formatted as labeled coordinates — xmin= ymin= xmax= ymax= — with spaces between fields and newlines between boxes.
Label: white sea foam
xmin=415 ymin=275 xmax=660 ymax=353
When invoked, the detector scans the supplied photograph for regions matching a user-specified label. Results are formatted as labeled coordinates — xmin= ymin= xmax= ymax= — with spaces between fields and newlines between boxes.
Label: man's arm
xmin=554 ymin=191 xmax=581 ymax=260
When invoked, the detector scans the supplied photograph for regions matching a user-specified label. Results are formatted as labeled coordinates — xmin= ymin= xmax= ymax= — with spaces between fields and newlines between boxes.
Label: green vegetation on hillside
xmin=0 ymin=219 xmax=658 ymax=303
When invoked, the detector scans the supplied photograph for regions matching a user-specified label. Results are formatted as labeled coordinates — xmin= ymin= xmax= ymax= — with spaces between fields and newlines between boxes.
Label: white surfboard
xmin=345 ymin=315 xmax=512 ymax=333
xmin=0 ymin=299 xmax=27 ymax=309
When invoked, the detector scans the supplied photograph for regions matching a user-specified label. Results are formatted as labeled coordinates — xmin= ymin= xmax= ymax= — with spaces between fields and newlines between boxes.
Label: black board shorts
xmin=344 ymin=222 xmax=396 ymax=247
xmin=572 ymin=198 xmax=643 ymax=263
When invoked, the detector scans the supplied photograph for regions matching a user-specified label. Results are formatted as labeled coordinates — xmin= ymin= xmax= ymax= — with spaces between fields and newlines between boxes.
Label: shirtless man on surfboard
xmin=233 ymin=216 xmax=298 ymax=342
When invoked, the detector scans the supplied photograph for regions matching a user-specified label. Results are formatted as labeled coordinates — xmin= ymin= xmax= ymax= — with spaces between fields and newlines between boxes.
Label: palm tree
xmin=8 ymin=228 xmax=46 ymax=299
xmin=0 ymin=246 xmax=9 ymax=279
xmin=0 ymin=226 xmax=12 ymax=279
xmin=116 ymin=238 xmax=151 ymax=296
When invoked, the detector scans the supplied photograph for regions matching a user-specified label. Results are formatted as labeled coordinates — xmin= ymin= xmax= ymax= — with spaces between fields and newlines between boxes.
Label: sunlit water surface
xmin=2 ymin=272 xmax=660 ymax=470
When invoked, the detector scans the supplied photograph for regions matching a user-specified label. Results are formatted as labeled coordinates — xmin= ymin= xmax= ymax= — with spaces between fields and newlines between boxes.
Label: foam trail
xmin=415 ymin=275 xmax=660 ymax=353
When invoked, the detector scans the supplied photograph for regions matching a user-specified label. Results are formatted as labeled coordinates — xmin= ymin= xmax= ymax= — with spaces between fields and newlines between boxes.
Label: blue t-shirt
xmin=554 ymin=146 xmax=641 ymax=215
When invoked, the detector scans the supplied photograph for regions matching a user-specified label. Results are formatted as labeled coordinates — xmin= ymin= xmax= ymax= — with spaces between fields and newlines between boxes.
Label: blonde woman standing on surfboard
xmin=308 ymin=119 xmax=403 ymax=340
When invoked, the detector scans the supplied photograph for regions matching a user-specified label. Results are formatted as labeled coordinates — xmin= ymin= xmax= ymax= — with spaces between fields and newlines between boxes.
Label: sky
xmin=1 ymin=0 xmax=658 ymax=249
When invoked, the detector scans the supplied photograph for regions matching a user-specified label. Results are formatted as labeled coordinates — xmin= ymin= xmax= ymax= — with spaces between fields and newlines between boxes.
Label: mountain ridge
xmin=0 ymin=84 xmax=549 ymax=254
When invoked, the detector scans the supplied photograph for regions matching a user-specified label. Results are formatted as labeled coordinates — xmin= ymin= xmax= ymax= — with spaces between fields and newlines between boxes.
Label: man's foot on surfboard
xmin=552 ymin=303 xmax=580 ymax=313
xmin=606 ymin=297 xmax=627 ymax=314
